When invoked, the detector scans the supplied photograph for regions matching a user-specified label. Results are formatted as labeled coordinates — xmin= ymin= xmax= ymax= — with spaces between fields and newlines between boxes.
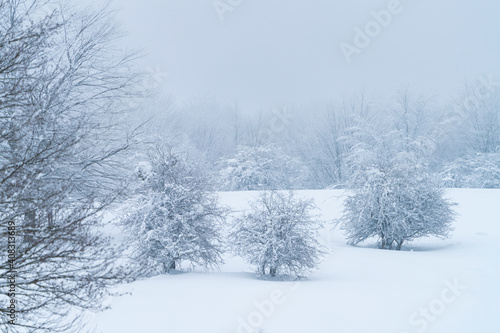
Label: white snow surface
xmin=92 ymin=189 xmax=500 ymax=333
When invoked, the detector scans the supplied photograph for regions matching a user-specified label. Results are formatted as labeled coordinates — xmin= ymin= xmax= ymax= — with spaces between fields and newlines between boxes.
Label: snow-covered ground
xmin=91 ymin=189 xmax=500 ymax=333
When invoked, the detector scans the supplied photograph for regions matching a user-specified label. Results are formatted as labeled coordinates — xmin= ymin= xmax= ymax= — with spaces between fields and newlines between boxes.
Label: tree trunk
xmin=164 ymin=260 xmax=176 ymax=273
xmin=47 ymin=209 xmax=54 ymax=229
xmin=379 ymin=238 xmax=386 ymax=249
xmin=23 ymin=210 xmax=36 ymax=243
xmin=270 ymin=267 xmax=277 ymax=277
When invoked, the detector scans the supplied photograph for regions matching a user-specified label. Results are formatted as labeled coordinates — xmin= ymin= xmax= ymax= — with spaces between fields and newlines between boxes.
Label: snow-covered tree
xmin=122 ymin=144 xmax=226 ymax=275
xmin=457 ymin=84 xmax=500 ymax=154
xmin=441 ymin=152 xmax=500 ymax=188
xmin=0 ymin=2 xmax=138 ymax=332
xmin=340 ymin=136 xmax=456 ymax=250
xmin=230 ymin=191 xmax=325 ymax=278
xmin=218 ymin=145 xmax=308 ymax=191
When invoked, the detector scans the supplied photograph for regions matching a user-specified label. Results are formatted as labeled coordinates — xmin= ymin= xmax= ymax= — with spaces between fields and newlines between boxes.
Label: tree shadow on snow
xmin=399 ymin=242 xmax=459 ymax=252
xmin=350 ymin=240 xmax=459 ymax=252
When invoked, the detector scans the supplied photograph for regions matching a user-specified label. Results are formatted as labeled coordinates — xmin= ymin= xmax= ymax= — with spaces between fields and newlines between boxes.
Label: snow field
xmin=92 ymin=189 xmax=500 ymax=333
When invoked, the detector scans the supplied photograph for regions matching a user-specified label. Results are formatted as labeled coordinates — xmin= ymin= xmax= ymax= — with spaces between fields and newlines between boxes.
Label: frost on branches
xmin=122 ymin=145 xmax=226 ymax=275
xmin=230 ymin=191 xmax=325 ymax=278
xmin=0 ymin=1 xmax=138 ymax=331
xmin=218 ymin=145 xmax=308 ymax=191
xmin=340 ymin=142 xmax=456 ymax=250
xmin=441 ymin=153 xmax=500 ymax=188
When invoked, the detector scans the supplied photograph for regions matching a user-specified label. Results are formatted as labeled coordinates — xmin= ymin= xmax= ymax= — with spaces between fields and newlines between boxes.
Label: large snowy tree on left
xmin=0 ymin=1 xmax=139 ymax=332
xmin=122 ymin=144 xmax=226 ymax=275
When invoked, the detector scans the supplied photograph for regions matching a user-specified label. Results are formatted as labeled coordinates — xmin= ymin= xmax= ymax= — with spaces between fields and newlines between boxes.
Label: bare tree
xmin=0 ymin=1 xmax=140 ymax=331
xmin=387 ymin=87 xmax=438 ymax=154
xmin=458 ymin=81 xmax=500 ymax=154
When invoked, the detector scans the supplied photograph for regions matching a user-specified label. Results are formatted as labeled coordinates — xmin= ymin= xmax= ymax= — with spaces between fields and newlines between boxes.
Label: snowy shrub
xmin=218 ymin=145 xmax=309 ymax=191
xmin=441 ymin=153 xmax=500 ymax=188
xmin=340 ymin=143 xmax=456 ymax=250
xmin=230 ymin=191 xmax=325 ymax=278
xmin=122 ymin=145 xmax=226 ymax=275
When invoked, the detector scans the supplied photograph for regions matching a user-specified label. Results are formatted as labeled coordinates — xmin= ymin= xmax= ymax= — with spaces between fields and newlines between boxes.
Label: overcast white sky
xmin=110 ymin=0 xmax=500 ymax=112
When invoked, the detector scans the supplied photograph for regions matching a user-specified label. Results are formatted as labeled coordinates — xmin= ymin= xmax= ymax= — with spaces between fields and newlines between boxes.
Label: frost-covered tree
xmin=457 ymin=82 xmax=500 ymax=154
xmin=0 ymin=1 xmax=139 ymax=332
xmin=218 ymin=145 xmax=308 ymax=191
xmin=441 ymin=152 xmax=500 ymax=188
xmin=340 ymin=136 xmax=456 ymax=250
xmin=122 ymin=144 xmax=226 ymax=275
xmin=230 ymin=191 xmax=324 ymax=278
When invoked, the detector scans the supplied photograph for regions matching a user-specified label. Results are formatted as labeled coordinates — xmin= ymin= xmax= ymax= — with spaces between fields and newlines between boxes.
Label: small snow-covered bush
xmin=441 ymin=153 xmax=500 ymax=188
xmin=218 ymin=145 xmax=308 ymax=191
xmin=230 ymin=191 xmax=325 ymax=278
xmin=340 ymin=143 xmax=456 ymax=250
xmin=122 ymin=144 xmax=226 ymax=275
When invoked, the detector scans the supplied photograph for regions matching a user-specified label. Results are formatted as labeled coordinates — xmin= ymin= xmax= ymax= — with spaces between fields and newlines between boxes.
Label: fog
xmin=111 ymin=0 xmax=500 ymax=111
xmin=2 ymin=2 xmax=499 ymax=331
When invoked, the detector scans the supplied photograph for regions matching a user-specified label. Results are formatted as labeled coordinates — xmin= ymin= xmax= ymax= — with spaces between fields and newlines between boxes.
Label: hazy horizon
xmin=108 ymin=0 xmax=500 ymax=112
